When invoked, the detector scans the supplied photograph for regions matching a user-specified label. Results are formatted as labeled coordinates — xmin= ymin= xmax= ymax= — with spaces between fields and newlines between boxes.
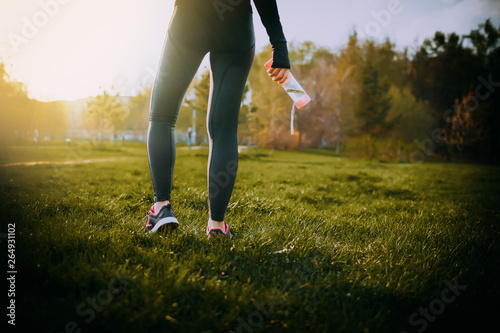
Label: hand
xmin=267 ymin=67 xmax=291 ymax=85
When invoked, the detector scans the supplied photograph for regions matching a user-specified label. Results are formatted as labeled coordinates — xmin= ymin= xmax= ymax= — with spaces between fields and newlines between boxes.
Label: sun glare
xmin=3 ymin=0 xmax=172 ymax=101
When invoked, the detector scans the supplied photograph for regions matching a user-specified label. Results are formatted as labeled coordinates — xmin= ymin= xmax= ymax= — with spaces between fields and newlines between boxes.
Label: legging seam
xmin=207 ymin=43 xmax=255 ymax=220
xmin=207 ymin=42 xmax=255 ymax=141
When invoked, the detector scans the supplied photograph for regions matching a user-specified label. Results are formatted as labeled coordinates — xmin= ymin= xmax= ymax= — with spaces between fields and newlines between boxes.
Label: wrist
xmin=272 ymin=44 xmax=290 ymax=69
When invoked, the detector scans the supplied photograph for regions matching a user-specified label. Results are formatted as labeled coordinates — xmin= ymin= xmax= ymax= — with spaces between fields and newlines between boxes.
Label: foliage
xmin=409 ymin=19 xmax=500 ymax=162
xmin=82 ymin=91 xmax=128 ymax=145
xmin=295 ymin=46 xmax=341 ymax=148
xmin=354 ymin=63 xmax=394 ymax=136
xmin=386 ymin=86 xmax=432 ymax=142
xmin=247 ymin=45 xmax=294 ymax=148
xmin=126 ymin=86 xmax=151 ymax=131
xmin=0 ymin=63 xmax=68 ymax=145
xmin=343 ymin=134 xmax=423 ymax=162
xmin=2 ymin=19 xmax=499 ymax=163
xmin=188 ymin=70 xmax=210 ymax=145
xmin=237 ymin=83 xmax=256 ymax=146
xmin=336 ymin=35 xmax=425 ymax=151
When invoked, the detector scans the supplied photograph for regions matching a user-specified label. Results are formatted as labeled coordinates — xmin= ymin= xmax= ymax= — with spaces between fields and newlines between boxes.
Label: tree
xmin=127 ymin=86 xmax=151 ymax=131
xmin=0 ymin=62 xmax=30 ymax=144
xmin=33 ymin=101 xmax=68 ymax=139
xmin=337 ymin=33 xmax=362 ymax=149
xmin=354 ymin=63 xmax=395 ymax=137
xmin=237 ymin=83 xmax=256 ymax=146
xmin=298 ymin=47 xmax=341 ymax=148
xmin=466 ymin=19 xmax=500 ymax=162
xmin=336 ymin=34 xmax=433 ymax=159
xmin=82 ymin=90 xmax=128 ymax=145
xmin=247 ymin=45 xmax=292 ymax=148
xmin=0 ymin=63 xmax=68 ymax=144
xmin=188 ymin=70 xmax=210 ymax=145
xmin=409 ymin=20 xmax=500 ymax=162
xmin=385 ymin=85 xmax=431 ymax=143
xmin=337 ymin=35 xmax=402 ymax=140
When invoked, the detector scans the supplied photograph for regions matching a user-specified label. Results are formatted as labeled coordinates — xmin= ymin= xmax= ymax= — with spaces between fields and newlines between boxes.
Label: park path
xmin=0 ymin=156 xmax=141 ymax=167
xmin=0 ymin=145 xmax=248 ymax=167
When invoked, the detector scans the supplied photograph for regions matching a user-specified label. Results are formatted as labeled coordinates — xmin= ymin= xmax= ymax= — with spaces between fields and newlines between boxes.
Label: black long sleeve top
xmin=253 ymin=0 xmax=290 ymax=69
xmin=174 ymin=0 xmax=290 ymax=69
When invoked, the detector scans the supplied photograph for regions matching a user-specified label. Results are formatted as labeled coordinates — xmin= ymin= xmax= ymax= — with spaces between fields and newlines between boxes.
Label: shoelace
xmin=143 ymin=206 xmax=155 ymax=229
xmin=144 ymin=215 xmax=152 ymax=229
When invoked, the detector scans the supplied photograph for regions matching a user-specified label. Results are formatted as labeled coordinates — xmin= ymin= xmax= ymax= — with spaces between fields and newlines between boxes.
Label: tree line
xmin=0 ymin=63 xmax=67 ymax=145
xmin=1 ymin=19 xmax=498 ymax=162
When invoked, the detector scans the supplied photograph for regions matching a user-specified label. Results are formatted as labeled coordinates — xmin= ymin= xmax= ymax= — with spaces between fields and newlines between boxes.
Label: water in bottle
xmin=265 ymin=59 xmax=311 ymax=108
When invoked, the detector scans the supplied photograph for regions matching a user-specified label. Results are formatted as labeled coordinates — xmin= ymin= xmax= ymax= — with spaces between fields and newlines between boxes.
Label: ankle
xmin=208 ymin=219 xmax=225 ymax=229
xmin=154 ymin=200 xmax=170 ymax=213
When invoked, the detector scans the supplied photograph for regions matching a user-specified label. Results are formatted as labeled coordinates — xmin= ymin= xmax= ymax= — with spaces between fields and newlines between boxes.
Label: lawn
xmin=1 ymin=142 xmax=499 ymax=333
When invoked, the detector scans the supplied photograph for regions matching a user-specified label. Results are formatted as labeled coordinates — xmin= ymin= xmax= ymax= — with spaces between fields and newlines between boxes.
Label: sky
xmin=0 ymin=0 xmax=499 ymax=102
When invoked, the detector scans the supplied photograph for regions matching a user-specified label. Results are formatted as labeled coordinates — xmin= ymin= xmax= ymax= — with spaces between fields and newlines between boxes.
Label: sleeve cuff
xmin=272 ymin=43 xmax=291 ymax=69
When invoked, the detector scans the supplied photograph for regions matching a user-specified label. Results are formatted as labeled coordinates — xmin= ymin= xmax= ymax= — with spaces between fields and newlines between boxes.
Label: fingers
xmin=277 ymin=69 xmax=291 ymax=85
xmin=267 ymin=67 xmax=279 ymax=76
xmin=267 ymin=68 xmax=280 ymax=81
xmin=267 ymin=68 xmax=291 ymax=85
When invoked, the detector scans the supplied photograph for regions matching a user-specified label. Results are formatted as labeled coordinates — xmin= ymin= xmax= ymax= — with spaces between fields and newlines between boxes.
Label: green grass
xmin=1 ymin=142 xmax=499 ymax=332
xmin=0 ymin=139 xmax=146 ymax=164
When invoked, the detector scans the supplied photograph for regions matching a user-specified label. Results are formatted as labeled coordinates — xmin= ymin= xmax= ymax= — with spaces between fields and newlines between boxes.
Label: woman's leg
xmin=148 ymin=34 xmax=205 ymax=206
xmin=206 ymin=44 xmax=255 ymax=224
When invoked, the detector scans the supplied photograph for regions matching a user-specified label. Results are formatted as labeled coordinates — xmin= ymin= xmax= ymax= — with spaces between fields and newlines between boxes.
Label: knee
xmin=149 ymin=79 xmax=183 ymax=125
xmin=149 ymin=96 xmax=180 ymax=125
xmin=208 ymin=124 xmax=238 ymax=142
xmin=150 ymin=111 xmax=178 ymax=124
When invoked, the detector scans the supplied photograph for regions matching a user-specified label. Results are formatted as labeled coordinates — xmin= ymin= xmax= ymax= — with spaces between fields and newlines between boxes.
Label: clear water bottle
xmin=265 ymin=59 xmax=311 ymax=109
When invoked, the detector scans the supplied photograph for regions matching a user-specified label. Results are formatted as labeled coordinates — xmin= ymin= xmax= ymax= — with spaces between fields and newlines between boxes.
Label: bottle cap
xmin=295 ymin=94 xmax=311 ymax=109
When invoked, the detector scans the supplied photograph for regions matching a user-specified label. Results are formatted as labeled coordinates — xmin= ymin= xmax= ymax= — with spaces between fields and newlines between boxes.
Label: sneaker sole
xmin=207 ymin=230 xmax=233 ymax=240
xmin=148 ymin=217 xmax=179 ymax=235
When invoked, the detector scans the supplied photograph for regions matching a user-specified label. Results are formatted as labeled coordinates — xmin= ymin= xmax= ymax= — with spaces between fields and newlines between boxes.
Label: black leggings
xmin=148 ymin=0 xmax=255 ymax=221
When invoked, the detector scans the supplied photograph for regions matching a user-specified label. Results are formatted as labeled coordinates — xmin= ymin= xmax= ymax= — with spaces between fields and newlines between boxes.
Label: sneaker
xmin=143 ymin=203 xmax=179 ymax=235
xmin=206 ymin=221 xmax=233 ymax=240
